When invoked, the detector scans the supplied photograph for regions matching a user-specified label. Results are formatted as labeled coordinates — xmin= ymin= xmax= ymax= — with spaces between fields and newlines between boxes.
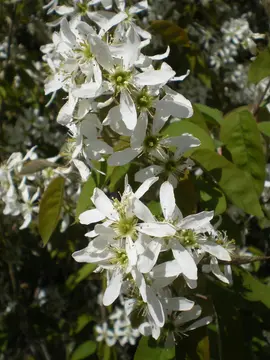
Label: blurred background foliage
xmin=1 ymin=0 xmax=270 ymax=359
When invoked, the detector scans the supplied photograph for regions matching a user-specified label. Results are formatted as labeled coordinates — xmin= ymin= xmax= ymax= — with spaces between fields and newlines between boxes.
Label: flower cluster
xmin=95 ymin=302 xmax=140 ymax=347
xmin=72 ymin=177 xmax=231 ymax=339
xmin=36 ymin=0 xmax=238 ymax=343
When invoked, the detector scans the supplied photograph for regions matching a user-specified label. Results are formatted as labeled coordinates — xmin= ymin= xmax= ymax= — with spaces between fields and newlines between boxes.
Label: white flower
xmin=158 ymin=181 xmax=231 ymax=285
xmin=135 ymin=133 xmax=200 ymax=187
xmin=18 ymin=180 xmax=40 ymax=230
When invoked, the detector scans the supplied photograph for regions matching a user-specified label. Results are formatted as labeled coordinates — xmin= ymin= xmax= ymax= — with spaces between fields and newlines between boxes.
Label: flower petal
xmin=171 ymin=240 xmax=197 ymax=280
xmin=79 ymin=209 xmax=105 ymax=225
xmin=103 ymin=272 xmax=123 ymax=306
xmin=91 ymin=188 xmax=119 ymax=221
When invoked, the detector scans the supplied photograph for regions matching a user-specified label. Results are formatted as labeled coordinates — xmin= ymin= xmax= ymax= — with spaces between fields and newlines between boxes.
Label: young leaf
xmin=75 ymin=176 xmax=95 ymax=219
xmin=135 ymin=337 xmax=175 ymax=360
xmin=258 ymin=121 xmax=270 ymax=137
xmin=248 ymin=49 xmax=270 ymax=84
xmin=220 ymin=110 xmax=265 ymax=195
xmin=66 ymin=263 xmax=96 ymax=291
xmin=38 ymin=177 xmax=65 ymax=245
xmin=151 ymin=20 xmax=189 ymax=45
xmin=71 ymin=341 xmax=96 ymax=360
xmin=108 ymin=163 xmax=130 ymax=192
xmin=191 ymin=149 xmax=263 ymax=217
xmin=20 ymin=159 xmax=58 ymax=175
xmin=194 ymin=104 xmax=223 ymax=125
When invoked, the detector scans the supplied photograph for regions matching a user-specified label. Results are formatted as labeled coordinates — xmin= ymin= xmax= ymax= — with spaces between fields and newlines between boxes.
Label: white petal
xmin=164 ymin=297 xmax=194 ymax=311
xmin=201 ymin=242 xmax=231 ymax=261
xmin=88 ymin=34 xmax=113 ymax=71
xmin=130 ymin=112 xmax=148 ymax=149
xmin=146 ymin=286 xmax=165 ymax=327
xmin=171 ymin=240 xmax=197 ymax=280
xmin=126 ymin=237 xmax=137 ymax=266
xmin=129 ymin=1 xmax=148 ymax=14
xmin=132 ymin=198 xmax=155 ymax=222
xmin=160 ymin=181 xmax=175 ymax=221
xmin=103 ymin=105 xmax=132 ymax=136
xmin=91 ymin=188 xmax=119 ymax=221
xmin=175 ymin=304 xmax=202 ymax=326
xmin=173 ymin=134 xmax=201 ymax=159
xmin=178 ymin=211 xmax=214 ymax=233
xmin=137 ymin=239 xmax=161 ymax=273
xmin=134 ymin=68 xmax=175 ymax=86
xmin=185 ymin=316 xmax=212 ymax=332
xmin=79 ymin=209 xmax=105 ymax=225
xmin=72 ymin=82 xmax=101 ymax=98
xmin=134 ymin=176 xmax=159 ymax=199
xmin=73 ymin=159 xmax=91 ymax=182
xmin=135 ymin=165 xmax=163 ymax=183
xmin=60 ymin=18 xmax=76 ymax=45
xmin=108 ymin=148 xmax=140 ymax=166
xmin=148 ymin=46 xmax=170 ymax=61
xmin=209 ymin=257 xmax=230 ymax=284
xmin=137 ymin=222 xmax=176 ymax=237
xmin=103 ymin=272 xmax=123 ymax=306
xmin=120 ymin=90 xmax=137 ymax=130
xmin=131 ymin=268 xmax=147 ymax=301
xmin=151 ymin=260 xmax=181 ymax=278
xmin=156 ymin=92 xmax=193 ymax=119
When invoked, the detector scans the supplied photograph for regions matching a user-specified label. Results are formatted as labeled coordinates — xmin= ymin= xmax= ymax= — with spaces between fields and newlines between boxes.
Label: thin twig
xmin=219 ymin=255 xmax=270 ymax=265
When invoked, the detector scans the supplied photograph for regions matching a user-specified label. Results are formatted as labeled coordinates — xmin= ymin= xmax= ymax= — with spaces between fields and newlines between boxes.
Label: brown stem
xmin=219 ymin=255 xmax=270 ymax=265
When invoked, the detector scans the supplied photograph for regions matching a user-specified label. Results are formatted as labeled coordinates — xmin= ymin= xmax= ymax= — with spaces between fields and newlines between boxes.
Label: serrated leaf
xmin=162 ymin=121 xmax=215 ymax=152
xmin=151 ymin=20 xmax=189 ymax=45
xmin=66 ymin=263 xmax=96 ymax=291
xmin=191 ymin=149 xmax=263 ymax=217
xmin=20 ymin=159 xmax=58 ymax=175
xmin=135 ymin=337 xmax=175 ymax=360
xmin=258 ymin=121 xmax=270 ymax=137
xmin=38 ymin=177 xmax=65 ymax=245
xmin=75 ymin=176 xmax=95 ymax=219
xmin=221 ymin=110 xmax=265 ymax=195
xmin=71 ymin=341 xmax=96 ymax=360
xmin=248 ymin=49 xmax=270 ymax=84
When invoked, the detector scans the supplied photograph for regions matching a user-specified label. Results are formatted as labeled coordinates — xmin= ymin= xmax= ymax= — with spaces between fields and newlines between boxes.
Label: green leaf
xmin=66 ymin=264 xmax=96 ymax=291
xmin=75 ymin=176 xmax=95 ymax=219
xmin=233 ymin=267 xmax=270 ymax=308
xmin=71 ymin=341 xmax=96 ymax=360
xmin=196 ymin=177 xmax=227 ymax=215
xmin=72 ymin=314 xmax=93 ymax=335
xmin=20 ymin=159 xmax=58 ymax=175
xmin=38 ymin=177 xmax=65 ymax=245
xmin=150 ymin=20 xmax=189 ymax=45
xmin=248 ymin=49 xmax=270 ymax=84
xmin=108 ymin=163 xmax=130 ymax=192
xmin=194 ymin=104 xmax=223 ymax=125
xmin=162 ymin=121 xmax=215 ymax=152
xmin=191 ymin=149 xmax=263 ymax=217
xmin=258 ymin=121 xmax=270 ymax=137
xmin=135 ymin=337 xmax=175 ymax=360
xmin=220 ymin=110 xmax=265 ymax=195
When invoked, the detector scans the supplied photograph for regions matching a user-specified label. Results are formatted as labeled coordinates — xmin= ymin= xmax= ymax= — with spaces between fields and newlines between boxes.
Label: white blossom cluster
xmin=0 ymin=147 xmax=80 ymax=232
xmin=0 ymin=0 xmax=238 ymax=344
xmin=95 ymin=302 xmax=140 ymax=347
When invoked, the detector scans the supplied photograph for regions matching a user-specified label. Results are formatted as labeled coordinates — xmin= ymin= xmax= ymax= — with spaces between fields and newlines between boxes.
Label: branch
xmin=252 ymin=78 xmax=270 ymax=117
xmin=220 ymin=255 xmax=270 ymax=265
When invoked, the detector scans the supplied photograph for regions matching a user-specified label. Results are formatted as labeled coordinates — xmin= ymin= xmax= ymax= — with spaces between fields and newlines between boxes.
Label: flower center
xmin=111 ymin=248 xmax=129 ymax=267
xmin=178 ymin=229 xmax=198 ymax=247
xmin=136 ymin=90 xmax=153 ymax=110
xmin=113 ymin=216 xmax=137 ymax=238
xmin=110 ymin=69 xmax=132 ymax=90
xmin=143 ymin=135 xmax=159 ymax=150
xmin=165 ymin=159 xmax=177 ymax=173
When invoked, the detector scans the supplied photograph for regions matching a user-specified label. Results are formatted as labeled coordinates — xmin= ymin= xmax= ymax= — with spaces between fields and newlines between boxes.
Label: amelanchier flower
xmin=72 ymin=176 xmax=176 ymax=307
